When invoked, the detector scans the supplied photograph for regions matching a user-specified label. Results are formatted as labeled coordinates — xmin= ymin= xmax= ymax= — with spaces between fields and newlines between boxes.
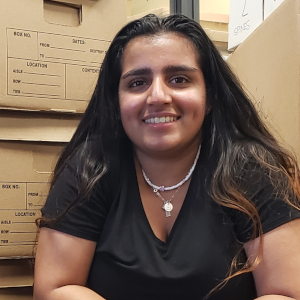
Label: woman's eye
xmin=171 ymin=76 xmax=189 ymax=84
xmin=130 ymin=80 xmax=145 ymax=87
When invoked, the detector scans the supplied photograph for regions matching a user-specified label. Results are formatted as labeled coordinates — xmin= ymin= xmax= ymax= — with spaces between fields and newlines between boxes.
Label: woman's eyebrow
xmin=164 ymin=65 xmax=198 ymax=73
xmin=120 ymin=65 xmax=198 ymax=80
xmin=121 ymin=68 xmax=152 ymax=79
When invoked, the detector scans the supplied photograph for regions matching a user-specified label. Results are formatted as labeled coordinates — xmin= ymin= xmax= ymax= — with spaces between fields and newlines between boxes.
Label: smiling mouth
xmin=144 ymin=116 xmax=179 ymax=124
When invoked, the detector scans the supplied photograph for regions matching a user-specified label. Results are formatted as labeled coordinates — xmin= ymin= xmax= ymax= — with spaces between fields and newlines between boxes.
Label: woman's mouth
xmin=144 ymin=116 xmax=179 ymax=124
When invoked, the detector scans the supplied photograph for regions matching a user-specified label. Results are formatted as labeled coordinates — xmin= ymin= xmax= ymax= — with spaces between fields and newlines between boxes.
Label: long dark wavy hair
xmin=41 ymin=13 xmax=300 ymax=292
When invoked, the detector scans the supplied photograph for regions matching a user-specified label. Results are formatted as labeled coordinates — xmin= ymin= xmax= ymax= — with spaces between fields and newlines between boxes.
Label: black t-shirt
xmin=41 ymin=141 xmax=300 ymax=300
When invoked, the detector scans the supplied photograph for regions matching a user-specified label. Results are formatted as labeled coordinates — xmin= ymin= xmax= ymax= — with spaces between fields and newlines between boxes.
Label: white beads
xmin=141 ymin=145 xmax=201 ymax=192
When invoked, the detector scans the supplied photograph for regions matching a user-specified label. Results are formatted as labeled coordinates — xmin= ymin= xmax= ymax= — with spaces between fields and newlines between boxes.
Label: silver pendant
xmin=163 ymin=202 xmax=173 ymax=217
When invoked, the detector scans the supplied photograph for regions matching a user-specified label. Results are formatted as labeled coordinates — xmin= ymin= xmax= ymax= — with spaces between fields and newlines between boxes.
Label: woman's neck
xmin=134 ymin=141 xmax=201 ymax=189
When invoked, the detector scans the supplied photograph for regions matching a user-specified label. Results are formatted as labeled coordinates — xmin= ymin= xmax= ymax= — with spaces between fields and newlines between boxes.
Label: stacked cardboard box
xmin=0 ymin=111 xmax=78 ymax=297
xmin=227 ymin=0 xmax=300 ymax=160
xmin=0 ymin=0 xmax=127 ymax=298
xmin=0 ymin=111 xmax=81 ymax=258
xmin=0 ymin=0 xmax=127 ymax=113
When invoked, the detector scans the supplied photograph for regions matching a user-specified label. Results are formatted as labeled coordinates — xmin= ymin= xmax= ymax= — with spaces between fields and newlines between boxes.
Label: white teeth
xmin=145 ymin=116 xmax=178 ymax=124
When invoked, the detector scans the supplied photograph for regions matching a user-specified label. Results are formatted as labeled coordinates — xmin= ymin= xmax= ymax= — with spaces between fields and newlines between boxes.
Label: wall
xmin=201 ymin=0 xmax=230 ymax=15
xmin=129 ymin=0 xmax=169 ymax=16
xmin=128 ymin=0 xmax=230 ymax=20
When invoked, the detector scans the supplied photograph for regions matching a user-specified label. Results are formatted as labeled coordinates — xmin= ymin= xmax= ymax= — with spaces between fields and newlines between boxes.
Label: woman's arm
xmin=33 ymin=227 xmax=106 ymax=300
xmin=244 ymin=219 xmax=300 ymax=300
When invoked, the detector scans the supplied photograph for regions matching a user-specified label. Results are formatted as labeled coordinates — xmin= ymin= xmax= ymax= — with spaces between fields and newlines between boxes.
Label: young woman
xmin=33 ymin=14 xmax=300 ymax=300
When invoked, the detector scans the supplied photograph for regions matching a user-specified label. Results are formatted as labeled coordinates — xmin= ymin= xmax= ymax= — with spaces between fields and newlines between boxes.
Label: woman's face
xmin=118 ymin=32 xmax=207 ymax=156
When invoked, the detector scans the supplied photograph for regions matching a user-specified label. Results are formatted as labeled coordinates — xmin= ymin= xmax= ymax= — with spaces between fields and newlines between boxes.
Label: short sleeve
xmin=227 ymin=161 xmax=300 ymax=243
xmin=41 ymin=152 xmax=113 ymax=242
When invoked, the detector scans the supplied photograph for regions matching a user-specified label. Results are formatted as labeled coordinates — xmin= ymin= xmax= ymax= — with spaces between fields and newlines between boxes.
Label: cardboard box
xmin=0 ymin=287 xmax=33 ymax=300
xmin=0 ymin=110 xmax=80 ymax=142
xmin=0 ymin=140 xmax=63 ymax=258
xmin=227 ymin=0 xmax=300 ymax=160
xmin=228 ymin=0 xmax=263 ymax=50
xmin=264 ymin=0 xmax=285 ymax=19
xmin=0 ymin=111 xmax=79 ymax=258
xmin=0 ymin=259 xmax=33 ymax=288
xmin=0 ymin=0 xmax=127 ymax=113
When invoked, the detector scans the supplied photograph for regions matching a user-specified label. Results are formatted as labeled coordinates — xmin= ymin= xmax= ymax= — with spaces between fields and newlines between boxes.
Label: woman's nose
xmin=146 ymin=77 xmax=172 ymax=105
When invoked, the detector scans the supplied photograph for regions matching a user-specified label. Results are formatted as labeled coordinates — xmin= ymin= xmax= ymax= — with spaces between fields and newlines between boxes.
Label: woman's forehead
xmin=124 ymin=32 xmax=194 ymax=52
xmin=121 ymin=32 xmax=199 ymax=71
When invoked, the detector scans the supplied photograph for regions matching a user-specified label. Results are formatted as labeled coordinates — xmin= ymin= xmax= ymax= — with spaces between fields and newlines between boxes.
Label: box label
xmin=228 ymin=0 xmax=264 ymax=50
xmin=0 ymin=181 xmax=49 ymax=256
xmin=6 ymin=28 xmax=110 ymax=102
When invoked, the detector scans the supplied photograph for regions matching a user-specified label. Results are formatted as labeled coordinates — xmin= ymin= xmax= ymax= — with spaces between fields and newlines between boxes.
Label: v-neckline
xmin=132 ymin=157 xmax=198 ymax=247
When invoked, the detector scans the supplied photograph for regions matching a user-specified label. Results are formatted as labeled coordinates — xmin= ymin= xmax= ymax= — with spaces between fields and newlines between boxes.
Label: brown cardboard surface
xmin=0 ymin=140 xmax=64 ymax=258
xmin=0 ymin=112 xmax=76 ymax=258
xmin=0 ymin=0 xmax=127 ymax=113
xmin=227 ymin=0 xmax=300 ymax=160
xmin=0 ymin=259 xmax=33 ymax=288
xmin=0 ymin=286 xmax=33 ymax=300
xmin=0 ymin=110 xmax=81 ymax=142
xmin=44 ymin=0 xmax=82 ymax=27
